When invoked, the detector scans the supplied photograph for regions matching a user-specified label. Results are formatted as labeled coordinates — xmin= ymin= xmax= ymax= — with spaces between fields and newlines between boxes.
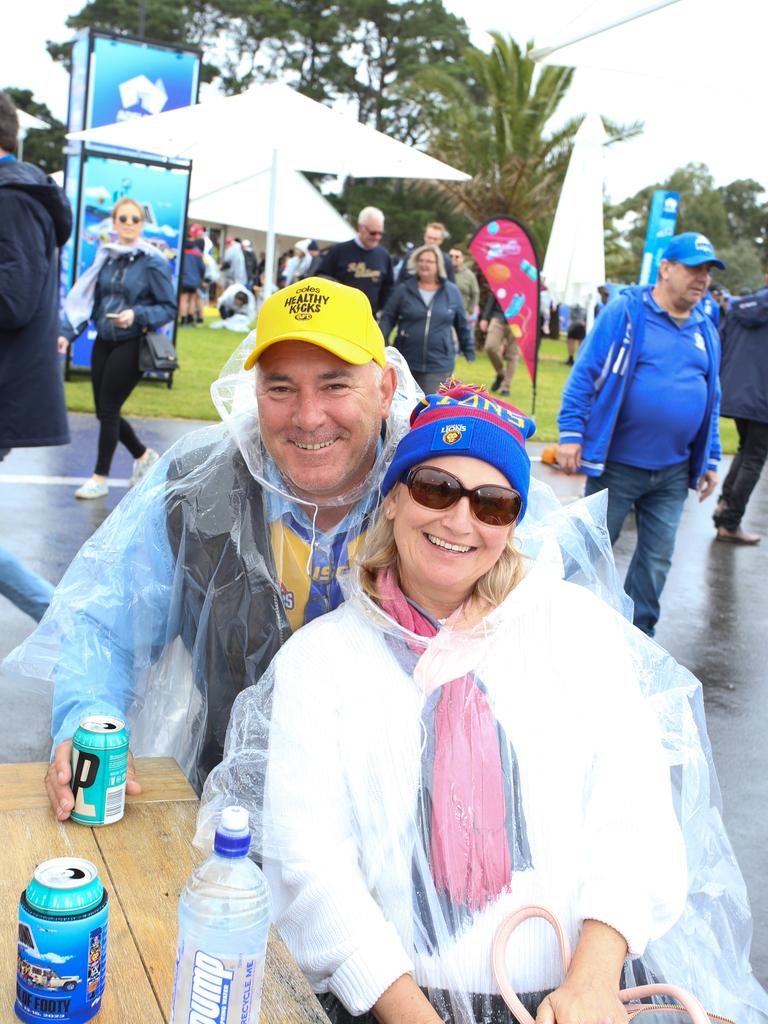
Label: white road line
xmin=0 ymin=475 xmax=130 ymax=488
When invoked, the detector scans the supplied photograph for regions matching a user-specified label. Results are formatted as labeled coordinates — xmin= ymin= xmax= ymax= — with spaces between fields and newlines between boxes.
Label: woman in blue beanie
xmin=197 ymin=381 xmax=768 ymax=1024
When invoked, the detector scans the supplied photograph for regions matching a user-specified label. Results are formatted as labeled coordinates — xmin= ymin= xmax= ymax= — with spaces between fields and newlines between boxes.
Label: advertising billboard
xmin=69 ymin=151 xmax=191 ymax=372
xmin=62 ymin=29 xmax=200 ymax=372
xmin=86 ymin=35 xmax=201 ymax=129
xmin=60 ymin=31 xmax=91 ymax=297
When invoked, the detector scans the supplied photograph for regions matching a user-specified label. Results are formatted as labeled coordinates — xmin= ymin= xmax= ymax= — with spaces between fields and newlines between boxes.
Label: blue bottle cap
xmin=214 ymin=805 xmax=251 ymax=857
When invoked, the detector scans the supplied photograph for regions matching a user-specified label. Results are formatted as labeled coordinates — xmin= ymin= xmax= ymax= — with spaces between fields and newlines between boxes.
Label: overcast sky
xmin=5 ymin=0 xmax=764 ymax=204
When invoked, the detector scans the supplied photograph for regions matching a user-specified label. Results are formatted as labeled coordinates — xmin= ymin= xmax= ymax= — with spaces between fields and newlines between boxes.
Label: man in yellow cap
xmin=8 ymin=279 xmax=414 ymax=809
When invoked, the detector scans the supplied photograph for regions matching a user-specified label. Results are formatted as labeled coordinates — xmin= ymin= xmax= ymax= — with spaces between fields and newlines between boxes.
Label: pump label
xmin=187 ymin=951 xmax=234 ymax=1024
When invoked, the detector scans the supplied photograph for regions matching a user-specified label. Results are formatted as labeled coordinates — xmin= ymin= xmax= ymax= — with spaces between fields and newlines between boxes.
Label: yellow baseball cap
xmin=243 ymin=277 xmax=386 ymax=370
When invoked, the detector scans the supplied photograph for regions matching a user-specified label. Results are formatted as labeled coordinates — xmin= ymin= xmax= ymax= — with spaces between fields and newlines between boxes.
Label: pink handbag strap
xmin=491 ymin=904 xmax=712 ymax=1024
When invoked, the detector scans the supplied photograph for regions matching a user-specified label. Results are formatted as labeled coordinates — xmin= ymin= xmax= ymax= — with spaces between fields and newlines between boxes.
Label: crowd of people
xmin=2 ymin=87 xmax=768 ymax=1024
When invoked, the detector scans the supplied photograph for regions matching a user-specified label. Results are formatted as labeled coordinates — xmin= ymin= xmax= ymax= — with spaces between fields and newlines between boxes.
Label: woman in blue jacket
xmin=59 ymin=197 xmax=177 ymax=499
xmin=379 ymin=245 xmax=473 ymax=394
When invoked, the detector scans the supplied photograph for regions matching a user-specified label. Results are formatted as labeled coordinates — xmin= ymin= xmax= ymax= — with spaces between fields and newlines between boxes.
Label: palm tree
xmin=419 ymin=33 xmax=640 ymax=250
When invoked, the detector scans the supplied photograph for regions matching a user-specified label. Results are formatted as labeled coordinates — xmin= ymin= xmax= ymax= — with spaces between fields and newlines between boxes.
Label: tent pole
xmin=529 ymin=0 xmax=681 ymax=62
xmin=263 ymin=148 xmax=279 ymax=298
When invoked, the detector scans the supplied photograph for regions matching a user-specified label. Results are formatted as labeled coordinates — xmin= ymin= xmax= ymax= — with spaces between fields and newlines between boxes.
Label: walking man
xmin=449 ymin=247 xmax=479 ymax=326
xmin=557 ymin=232 xmax=724 ymax=636
xmin=713 ymin=285 xmax=768 ymax=544
xmin=479 ymin=293 xmax=520 ymax=396
xmin=317 ymin=207 xmax=394 ymax=312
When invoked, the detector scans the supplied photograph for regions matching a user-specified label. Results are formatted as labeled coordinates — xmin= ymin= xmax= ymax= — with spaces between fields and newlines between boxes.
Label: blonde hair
xmin=407 ymin=244 xmax=447 ymax=280
xmin=357 ymin=486 xmax=527 ymax=610
xmin=112 ymin=197 xmax=144 ymax=222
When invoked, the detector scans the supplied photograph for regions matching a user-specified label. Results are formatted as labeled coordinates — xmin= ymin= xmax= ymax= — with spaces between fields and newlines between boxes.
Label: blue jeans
xmin=0 ymin=446 xmax=54 ymax=621
xmin=0 ymin=544 xmax=54 ymax=622
xmin=584 ymin=460 xmax=689 ymax=636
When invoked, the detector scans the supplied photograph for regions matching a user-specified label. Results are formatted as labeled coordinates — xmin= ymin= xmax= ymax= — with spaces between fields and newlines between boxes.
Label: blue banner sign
xmin=86 ymin=35 xmax=200 ymax=129
xmin=639 ymin=190 xmax=679 ymax=286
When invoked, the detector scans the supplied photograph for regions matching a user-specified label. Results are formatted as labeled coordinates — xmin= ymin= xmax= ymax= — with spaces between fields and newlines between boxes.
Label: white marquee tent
xmin=187 ymin=167 xmax=353 ymax=248
xmin=67 ymin=82 xmax=469 ymax=293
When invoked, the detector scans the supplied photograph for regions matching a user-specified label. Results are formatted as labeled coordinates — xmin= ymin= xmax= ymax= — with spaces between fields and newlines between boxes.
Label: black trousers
xmin=91 ymin=336 xmax=147 ymax=476
xmin=715 ymin=417 xmax=768 ymax=530
xmin=317 ymin=989 xmax=547 ymax=1023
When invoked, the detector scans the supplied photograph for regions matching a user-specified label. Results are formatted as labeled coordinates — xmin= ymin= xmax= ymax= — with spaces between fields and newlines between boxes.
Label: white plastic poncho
xmin=211 ymin=283 xmax=258 ymax=332
xmin=3 ymin=341 xmax=419 ymax=791
xmin=198 ymin=501 xmax=768 ymax=1024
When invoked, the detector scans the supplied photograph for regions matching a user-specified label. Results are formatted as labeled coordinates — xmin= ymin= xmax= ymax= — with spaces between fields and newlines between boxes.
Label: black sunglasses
xmin=117 ymin=214 xmax=142 ymax=224
xmin=405 ymin=466 xmax=522 ymax=527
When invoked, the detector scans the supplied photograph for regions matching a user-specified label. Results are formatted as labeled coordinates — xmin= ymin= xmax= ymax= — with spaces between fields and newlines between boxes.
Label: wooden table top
xmin=0 ymin=758 xmax=329 ymax=1024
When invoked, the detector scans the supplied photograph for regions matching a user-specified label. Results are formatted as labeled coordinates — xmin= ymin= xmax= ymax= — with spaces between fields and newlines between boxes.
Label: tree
xmin=340 ymin=0 xmax=469 ymax=141
xmin=326 ymin=177 xmax=472 ymax=257
xmin=720 ymin=178 xmax=768 ymax=251
xmin=48 ymin=0 xmax=470 ymax=125
xmin=46 ymin=0 xmax=219 ymax=83
xmin=421 ymin=33 xmax=641 ymax=253
xmin=605 ymin=163 xmax=768 ymax=286
xmin=3 ymin=89 xmax=66 ymax=174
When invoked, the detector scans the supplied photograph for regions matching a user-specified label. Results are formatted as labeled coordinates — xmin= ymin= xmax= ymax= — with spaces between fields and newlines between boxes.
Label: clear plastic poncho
xmin=3 ymin=340 xmax=420 ymax=791
xmin=197 ymin=495 xmax=768 ymax=1024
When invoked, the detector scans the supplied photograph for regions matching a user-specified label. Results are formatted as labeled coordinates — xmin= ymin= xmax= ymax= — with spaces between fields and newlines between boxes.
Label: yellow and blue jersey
xmin=267 ymin=496 xmax=373 ymax=633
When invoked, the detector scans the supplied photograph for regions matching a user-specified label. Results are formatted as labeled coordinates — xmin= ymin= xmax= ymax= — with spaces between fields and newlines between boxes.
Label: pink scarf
xmin=377 ymin=567 xmax=512 ymax=911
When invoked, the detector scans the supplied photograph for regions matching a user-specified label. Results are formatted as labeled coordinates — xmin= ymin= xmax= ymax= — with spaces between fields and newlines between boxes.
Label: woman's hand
xmin=536 ymin=977 xmax=628 ymax=1024
xmin=113 ymin=308 xmax=135 ymax=328
xmin=536 ymin=919 xmax=628 ymax=1024
xmin=57 ymin=336 xmax=69 ymax=355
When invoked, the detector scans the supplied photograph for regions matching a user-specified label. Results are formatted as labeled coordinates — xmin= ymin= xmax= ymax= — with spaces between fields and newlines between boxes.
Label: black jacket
xmin=166 ymin=441 xmax=292 ymax=791
xmin=0 ymin=159 xmax=72 ymax=448
xmin=720 ymin=288 xmax=768 ymax=424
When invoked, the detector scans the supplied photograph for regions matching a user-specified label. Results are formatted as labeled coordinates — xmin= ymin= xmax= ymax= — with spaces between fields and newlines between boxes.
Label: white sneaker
xmin=130 ymin=448 xmax=160 ymax=488
xmin=75 ymin=479 xmax=109 ymax=500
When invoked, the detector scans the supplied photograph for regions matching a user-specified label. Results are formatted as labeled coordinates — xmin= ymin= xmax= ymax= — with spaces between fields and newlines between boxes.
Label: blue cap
xmin=382 ymin=382 xmax=535 ymax=522
xmin=214 ymin=806 xmax=251 ymax=858
xmin=661 ymin=232 xmax=725 ymax=270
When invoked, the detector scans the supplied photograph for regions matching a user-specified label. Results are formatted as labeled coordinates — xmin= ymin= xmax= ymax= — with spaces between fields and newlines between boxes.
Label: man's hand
xmin=556 ymin=442 xmax=583 ymax=475
xmin=536 ymin=978 xmax=628 ymax=1024
xmin=113 ymin=308 xmax=135 ymax=329
xmin=46 ymin=739 xmax=142 ymax=821
xmin=697 ymin=469 xmax=718 ymax=502
xmin=479 ymin=319 xmax=489 ymax=333
xmin=57 ymin=336 xmax=70 ymax=355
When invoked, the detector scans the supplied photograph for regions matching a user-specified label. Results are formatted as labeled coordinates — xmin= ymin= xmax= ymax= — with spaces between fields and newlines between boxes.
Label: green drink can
xmin=70 ymin=716 xmax=129 ymax=826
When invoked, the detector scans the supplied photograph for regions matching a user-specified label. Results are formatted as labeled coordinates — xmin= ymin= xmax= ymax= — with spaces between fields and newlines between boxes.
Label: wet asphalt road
xmin=0 ymin=414 xmax=766 ymax=985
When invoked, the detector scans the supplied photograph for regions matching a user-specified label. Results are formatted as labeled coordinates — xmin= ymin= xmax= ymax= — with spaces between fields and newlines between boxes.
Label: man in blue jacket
xmin=557 ymin=233 xmax=723 ymax=636
xmin=713 ymin=286 xmax=768 ymax=544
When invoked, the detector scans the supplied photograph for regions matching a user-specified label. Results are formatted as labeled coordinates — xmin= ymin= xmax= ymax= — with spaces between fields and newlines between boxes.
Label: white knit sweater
xmin=262 ymin=562 xmax=687 ymax=1014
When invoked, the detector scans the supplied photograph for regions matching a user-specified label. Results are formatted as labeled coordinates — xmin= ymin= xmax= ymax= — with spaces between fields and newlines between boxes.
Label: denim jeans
xmin=0 ymin=544 xmax=54 ymax=622
xmin=715 ymin=418 xmax=768 ymax=531
xmin=585 ymin=459 xmax=689 ymax=636
xmin=0 ymin=447 xmax=54 ymax=621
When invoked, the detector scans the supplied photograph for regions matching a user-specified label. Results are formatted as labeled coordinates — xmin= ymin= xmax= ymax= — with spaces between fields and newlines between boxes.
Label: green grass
xmin=65 ymin=327 xmax=739 ymax=453
xmin=64 ymin=323 xmax=243 ymax=421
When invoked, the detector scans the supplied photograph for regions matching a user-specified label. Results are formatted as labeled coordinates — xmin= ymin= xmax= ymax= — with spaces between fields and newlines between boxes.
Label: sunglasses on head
xmin=405 ymin=465 xmax=522 ymax=527
xmin=117 ymin=214 xmax=142 ymax=224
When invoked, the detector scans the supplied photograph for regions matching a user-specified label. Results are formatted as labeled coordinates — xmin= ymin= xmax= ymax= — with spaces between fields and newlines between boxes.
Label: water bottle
xmin=170 ymin=806 xmax=271 ymax=1024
